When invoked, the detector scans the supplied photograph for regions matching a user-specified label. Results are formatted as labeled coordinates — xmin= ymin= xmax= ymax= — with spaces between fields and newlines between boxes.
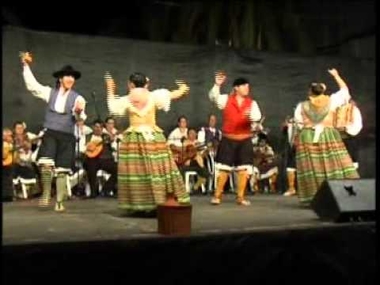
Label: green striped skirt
xmin=118 ymin=131 xmax=190 ymax=214
xmin=296 ymin=127 xmax=359 ymax=204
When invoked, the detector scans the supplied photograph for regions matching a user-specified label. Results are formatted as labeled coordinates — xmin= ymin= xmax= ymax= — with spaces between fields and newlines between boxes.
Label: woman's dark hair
xmin=92 ymin=119 xmax=104 ymax=126
xmin=13 ymin=121 xmax=25 ymax=129
xmin=129 ymin=72 xmax=147 ymax=88
xmin=177 ymin=115 xmax=188 ymax=123
xmin=105 ymin=116 xmax=115 ymax=123
xmin=208 ymin=113 xmax=217 ymax=120
xmin=309 ymin=82 xmax=325 ymax=96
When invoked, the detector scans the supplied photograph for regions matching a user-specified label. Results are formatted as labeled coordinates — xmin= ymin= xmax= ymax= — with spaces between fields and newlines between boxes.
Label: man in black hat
xmin=21 ymin=54 xmax=87 ymax=212
xmin=208 ymin=72 xmax=262 ymax=206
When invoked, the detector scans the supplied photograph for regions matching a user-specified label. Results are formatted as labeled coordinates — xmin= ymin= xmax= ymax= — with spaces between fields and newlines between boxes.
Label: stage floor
xmin=2 ymin=194 xmax=372 ymax=246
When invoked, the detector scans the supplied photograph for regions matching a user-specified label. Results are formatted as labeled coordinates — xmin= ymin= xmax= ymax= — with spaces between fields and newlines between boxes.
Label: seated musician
xmin=83 ymin=119 xmax=117 ymax=198
xmin=12 ymin=121 xmax=40 ymax=182
xmin=74 ymin=118 xmax=93 ymax=164
xmin=12 ymin=139 xmax=40 ymax=198
xmin=197 ymin=114 xmax=222 ymax=157
xmin=13 ymin=121 xmax=41 ymax=159
xmin=13 ymin=121 xmax=39 ymax=146
xmin=252 ymin=132 xmax=278 ymax=193
xmin=176 ymin=128 xmax=210 ymax=192
xmin=334 ymin=99 xmax=363 ymax=170
xmin=102 ymin=116 xmax=122 ymax=163
xmin=281 ymin=115 xmax=297 ymax=196
xmin=3 ymin=128 xmax=15 ymax=201
xmin=72 ymin=118 xmax=92 ymax=197
xmin=251 ymin=116 xmax=265 ymax=145
xmin=167 ymin=115 xmax=189 ymax=159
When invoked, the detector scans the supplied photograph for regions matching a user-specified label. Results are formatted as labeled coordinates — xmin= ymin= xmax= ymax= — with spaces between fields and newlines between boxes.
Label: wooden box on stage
xmin=157 ymin=203 xmax=192 ymax=236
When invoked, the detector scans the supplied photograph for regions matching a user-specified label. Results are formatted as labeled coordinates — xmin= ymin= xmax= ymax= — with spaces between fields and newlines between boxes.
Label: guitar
xmin=334 ymin=102 xmax=354 ymax=131
xmin=4 ymin=135 xmax=44 ymax=166
xmin=85 ymin=134 xmax=112 ymax=158
xmin=3 ymin=142 xmax=14 ymax=166
xmin=173 ymin=142 xmax=211 ymax=166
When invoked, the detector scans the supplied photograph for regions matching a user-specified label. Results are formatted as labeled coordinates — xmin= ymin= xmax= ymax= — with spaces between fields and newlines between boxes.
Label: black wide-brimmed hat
xmin=232 ymin=77 xmax=249 ymax=87
xmin=53 ymin=65 xmax=81 ymax=79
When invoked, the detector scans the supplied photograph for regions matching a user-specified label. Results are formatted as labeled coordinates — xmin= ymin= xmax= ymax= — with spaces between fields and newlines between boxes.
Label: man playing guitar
xmin=83 ymin=119 xmax=117 ymax=198
xmin=176 ymin=128 xmax=210 ymax=192
xmin=3 ymin=128 xmax=15 ymax=201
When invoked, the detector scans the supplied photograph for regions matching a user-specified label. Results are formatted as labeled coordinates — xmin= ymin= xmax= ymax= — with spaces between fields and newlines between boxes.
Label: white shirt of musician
xmin=74 ymin=124 xmax=92 ymax=154
xmin=167 ymin=127 xmax=188 ymax=147
xmin=287 ymin=123 xmax=294 ymax=144
xmin=345 ymin=105 xmax=363 ymax=136
xmin=102 ymin=128 xmax=123 ymax=161
xmin=197 ymin=128 xmax=206 ymax=144
xmin=197 ymin=127 xmax=221 ymax=144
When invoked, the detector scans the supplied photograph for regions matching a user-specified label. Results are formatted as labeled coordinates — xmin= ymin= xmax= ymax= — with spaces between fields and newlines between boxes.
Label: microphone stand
xmin=181 ymin=137 xmax=186 ymax=168
xmin=116 ymin=137 xmax=121 ymax=163
xmin=91 ymin=92 xmax=101 ymax=121
xmin=75 ymin=125 xmax=82 ymax=196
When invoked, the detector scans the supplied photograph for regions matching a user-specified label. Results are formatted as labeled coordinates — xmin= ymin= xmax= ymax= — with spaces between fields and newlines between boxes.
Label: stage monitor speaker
xmin=311 ymin=179 xmax=376 ymax=222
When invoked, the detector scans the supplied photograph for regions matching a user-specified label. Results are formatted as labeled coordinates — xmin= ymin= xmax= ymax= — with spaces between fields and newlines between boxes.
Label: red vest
xmin=222 ymin=94 xmax=252 ymax=135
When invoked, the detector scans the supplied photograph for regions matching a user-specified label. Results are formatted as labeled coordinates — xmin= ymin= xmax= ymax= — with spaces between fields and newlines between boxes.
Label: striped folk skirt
xmin=118 ymin=131 xmax=190 ymax=214
xmin=296 ymin=128 xmax=359 ymax=204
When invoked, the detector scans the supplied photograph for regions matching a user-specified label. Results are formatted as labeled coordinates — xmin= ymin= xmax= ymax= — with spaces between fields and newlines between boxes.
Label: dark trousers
xmin=342 ymin=135 xmax=359 ymax=163
xmin=216 ymin=137 xmax=254 ymax=167
xmin=2 ymin=166 xmax=14 ymax=202
xmin=12 ymin=163 xmax=38 ymax=180
xmin=179 ymin=159 xmax=210 ymax=179
xmin=84 ymin=157 xmax=117 ymax=197
xmin=37 ymin=129 xmax=76 ymax=169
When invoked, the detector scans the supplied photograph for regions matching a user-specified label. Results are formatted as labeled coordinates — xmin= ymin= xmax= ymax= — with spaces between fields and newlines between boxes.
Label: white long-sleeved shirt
xmin=167 ymin=127 xmax=188 ymax=147
xmin=22 ymin=65 xmax=87 ymax=121
xmin=74 ymin=124 xmax=93 ymax=154
xmin=345 ymin=105 xmax=363 ymax=136
xmin=107 ymin=89 xmax=171 ymax=117
xmin=208 ymin=84 xmax=262 ymax=122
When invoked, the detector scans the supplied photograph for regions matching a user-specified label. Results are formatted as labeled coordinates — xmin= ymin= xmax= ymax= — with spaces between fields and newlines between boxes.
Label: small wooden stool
xmin=157 ymin=198 xmax=192 ymax=236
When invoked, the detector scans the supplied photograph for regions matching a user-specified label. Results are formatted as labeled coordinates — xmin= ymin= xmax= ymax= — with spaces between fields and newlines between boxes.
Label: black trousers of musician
xmin=84 ymin=157 xmax=117 ymax=197
xmin=179 ymin=159 xmax=210 ymax=179
xmin=342 ymin=135 xmax=359 ymax=164
xmin=13 ymin=163 xmax=38 ymax=180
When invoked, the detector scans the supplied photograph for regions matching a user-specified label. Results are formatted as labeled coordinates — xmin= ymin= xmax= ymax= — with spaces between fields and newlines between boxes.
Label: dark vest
xmin=44 ymin=88 xmax=80 ymax=134
xmin=203 ymin=127 xmax=222 ymax=144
